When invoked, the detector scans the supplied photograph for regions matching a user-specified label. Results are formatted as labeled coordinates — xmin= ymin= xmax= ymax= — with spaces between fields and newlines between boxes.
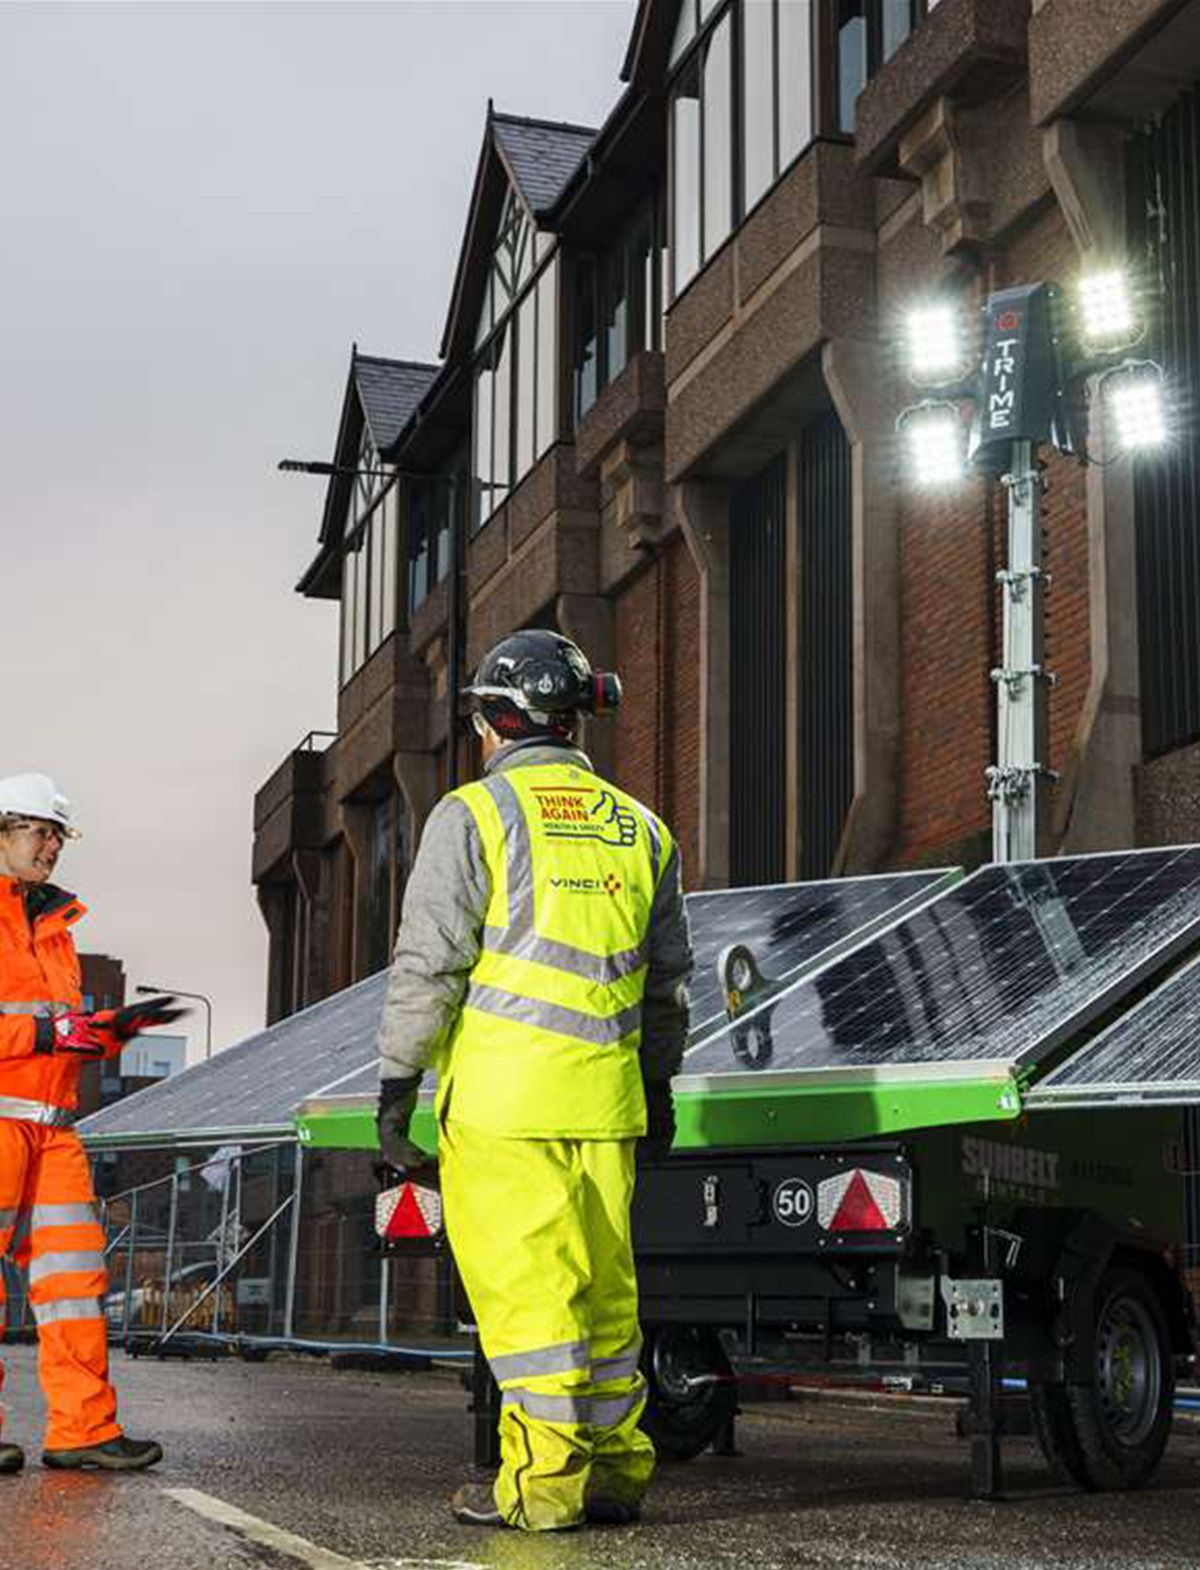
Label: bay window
xmin=339 ymin=428 xmax=399 ymax=687
xmin=573 ymin=202 xmax=661 ymax=423
xmin=669 ymin=0 xmax=932 ymax=297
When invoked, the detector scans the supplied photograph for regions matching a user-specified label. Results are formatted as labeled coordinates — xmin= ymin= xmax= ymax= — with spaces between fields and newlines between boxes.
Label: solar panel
xmin=680 ymin=847 xmax=1200 ymax=1090
xmin=78 ymin=972 xmax=389 ymax=1146
xmin=1028 ymin=946 xmax=1200 ymax=1109
xmin=684 ymin=870 xmax=956 ymax=1046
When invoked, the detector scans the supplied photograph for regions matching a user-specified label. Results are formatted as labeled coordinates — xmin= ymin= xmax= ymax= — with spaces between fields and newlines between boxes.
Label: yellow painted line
xmin=163 ymin=1487 xmax=484 ymax=1570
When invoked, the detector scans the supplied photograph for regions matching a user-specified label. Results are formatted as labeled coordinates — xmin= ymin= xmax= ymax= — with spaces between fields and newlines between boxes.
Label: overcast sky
xmin=2 ymin=0 xmax=635 ymax=1060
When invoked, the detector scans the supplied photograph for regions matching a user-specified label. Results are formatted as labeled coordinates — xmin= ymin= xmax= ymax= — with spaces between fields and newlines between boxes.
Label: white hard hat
xmin=0 ymin=774 xmax=77 ymax=836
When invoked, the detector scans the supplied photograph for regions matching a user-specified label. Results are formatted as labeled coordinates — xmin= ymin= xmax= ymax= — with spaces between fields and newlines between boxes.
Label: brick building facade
xmin=253 ymin=0 xmax=1200 ymax=1023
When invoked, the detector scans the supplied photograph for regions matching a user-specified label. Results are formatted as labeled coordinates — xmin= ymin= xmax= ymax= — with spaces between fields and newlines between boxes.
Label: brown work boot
xmin=43 ymin=1436 xmax=163 ymax=1471
xmin=0 ymin=1443 xmax=23 ymax=1475
xmin=450 ymin=1481 xmax=506 ymax=1526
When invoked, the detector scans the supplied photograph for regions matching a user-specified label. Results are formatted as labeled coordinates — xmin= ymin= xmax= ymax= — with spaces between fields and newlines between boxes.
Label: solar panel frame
xmin=677 ymin=846 xmax=1200 ymax=1093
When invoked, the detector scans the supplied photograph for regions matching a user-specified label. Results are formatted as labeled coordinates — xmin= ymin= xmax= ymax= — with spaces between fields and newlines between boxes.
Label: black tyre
xmin=1029 ymin=1379 xmax=1091 ymax=1488
xmin=1063 ymin=1267 xmax=1174 ymax=1490
xmin=639 ymin=1325 xmax=737 ymax=1462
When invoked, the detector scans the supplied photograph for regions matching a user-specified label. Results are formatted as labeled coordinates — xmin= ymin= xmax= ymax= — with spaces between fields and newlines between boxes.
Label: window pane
xmin=352 ymin=534 xmax=367 ymax=673
xmin=408 ymin=495 xmax=429 ymax=616
xmin=702 ymin=14 xmax=733 ymax=261
xmin=493 ymin=324 xmax=512 ymax=504
xmin=742 ymin=0 xmax=774 ymax=212
xmin=627 ymin=216 xmax=652 ymax=355
xmin=433 ymin=482 xmax=451 ymax=585
xmin=536 ymin=259 xmax=558 ymax=456
xmin=778 ymin=0 xmax=812 ymax=163
xmin=669 ymin=0 xmax=696 ymax=66
xmin=602 ymin=249 xmax=628 ymax=386
xmin=340 ymin=552 xmax=353 ymax=686
xmin=882 ymin=0 xmax=911 ymax=59
xmin=573 ymin=256 xmax=598 ymax=422
xmin=836 ymin=1 xmax=867 ymax=133
xmin=380 ymin=490 xmax=397 ymax=639
xmin=473 ymin=363 xmax=492 ymax=531
xmin=368 ymin=510 xmax=384 ymax=652
xmin=516 ymin=290 xmax=536 ymax=481
xmin=671 ymin=60 xmax=702 ymax=292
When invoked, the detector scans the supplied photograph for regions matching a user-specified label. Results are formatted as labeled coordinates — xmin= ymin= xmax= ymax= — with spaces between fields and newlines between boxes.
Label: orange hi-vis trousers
xmin=0 ymin=1121 xmax=120 ymax=1450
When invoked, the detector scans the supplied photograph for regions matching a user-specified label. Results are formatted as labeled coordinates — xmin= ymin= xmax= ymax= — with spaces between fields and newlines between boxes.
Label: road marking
xmin=163 ymin=1487 xmax=484 ymax=1570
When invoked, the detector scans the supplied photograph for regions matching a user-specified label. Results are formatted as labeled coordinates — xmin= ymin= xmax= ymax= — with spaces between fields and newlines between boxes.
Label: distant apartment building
xmin=253 ymin=0 xmax=1200 ymax=1022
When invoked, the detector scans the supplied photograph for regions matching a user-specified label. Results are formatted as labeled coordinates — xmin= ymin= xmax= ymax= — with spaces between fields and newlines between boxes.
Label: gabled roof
xmin=492 ymin=112 xmax=596 ymax=215
xmin=296 ymin=349 xmax=439 ymax=599
xmin=440 ymin=105 xmax=597 ymax=362
xmin=355 ymin=354 xmax=440 ymax=452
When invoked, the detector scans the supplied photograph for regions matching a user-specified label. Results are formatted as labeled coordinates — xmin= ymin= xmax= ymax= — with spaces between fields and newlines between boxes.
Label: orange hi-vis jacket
xmin=0 ymin=878 xmax=88 ymax=1121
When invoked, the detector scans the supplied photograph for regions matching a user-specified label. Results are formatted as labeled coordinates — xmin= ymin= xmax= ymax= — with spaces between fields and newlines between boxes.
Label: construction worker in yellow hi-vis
xmin=375 ymin=630 xmax=692 ymax=1532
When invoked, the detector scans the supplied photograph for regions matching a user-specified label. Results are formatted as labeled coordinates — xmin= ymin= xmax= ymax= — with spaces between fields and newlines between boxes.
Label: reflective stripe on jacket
xmin=0 ymin=879 xmax=86 ymax=1115
xmin=438 ymin=760 xmax=672 ymax=1138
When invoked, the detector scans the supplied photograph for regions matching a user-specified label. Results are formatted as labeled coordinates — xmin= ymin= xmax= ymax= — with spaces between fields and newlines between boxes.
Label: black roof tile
xmin=492 ymin=112 xmax=596 ymax=214
xmin=354 ymin=355 xmax=439 ymax=452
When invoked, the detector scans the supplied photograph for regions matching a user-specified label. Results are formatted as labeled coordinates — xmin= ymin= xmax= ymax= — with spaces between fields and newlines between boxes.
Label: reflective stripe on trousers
xmin=489 ymin=1333 xmax=642 ymax=1386
xmin=0 ymin=1002 xmax=71 ymax=1018
xmin=501 ymin=1386 xmax=643 ymax=1427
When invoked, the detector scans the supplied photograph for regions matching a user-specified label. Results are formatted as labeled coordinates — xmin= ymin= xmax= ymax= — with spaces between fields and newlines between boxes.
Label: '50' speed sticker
xmin=772 ymin=1177 xmax=814 ymax=1228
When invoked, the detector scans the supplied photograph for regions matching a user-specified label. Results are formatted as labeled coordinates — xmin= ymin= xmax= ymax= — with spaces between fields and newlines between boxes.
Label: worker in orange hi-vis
xmin=0 ymin=773 xmax=185 ymax=1473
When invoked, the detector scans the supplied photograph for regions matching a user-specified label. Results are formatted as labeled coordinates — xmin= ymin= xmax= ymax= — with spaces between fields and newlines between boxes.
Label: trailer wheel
xmin=1028 ymin=1380 xmax=1090 ymax=1488
xmin=1063 ymin=1267 xmax=1174 ymax=1490
xmin=639 ymin=1326 xmax=736 ymax=1461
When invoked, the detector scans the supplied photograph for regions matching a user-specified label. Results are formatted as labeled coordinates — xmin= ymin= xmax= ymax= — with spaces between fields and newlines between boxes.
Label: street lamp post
xmin=136 ymin=984 xmax=213 ymax=1061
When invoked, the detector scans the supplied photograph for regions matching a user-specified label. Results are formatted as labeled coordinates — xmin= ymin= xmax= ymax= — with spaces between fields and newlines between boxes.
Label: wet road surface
xmin=0 ymin=1345 xmax=1196 ymax=1570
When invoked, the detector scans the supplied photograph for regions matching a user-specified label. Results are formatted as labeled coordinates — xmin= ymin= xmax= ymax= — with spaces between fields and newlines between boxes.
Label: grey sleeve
xmin=376 ymin=796 xmax=491 ymax=1084
xmin=639 ymin=843 xmax=693 ymax=1086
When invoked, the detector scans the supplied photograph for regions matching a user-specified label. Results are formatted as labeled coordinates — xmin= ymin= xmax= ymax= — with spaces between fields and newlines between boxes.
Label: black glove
xmin=641 ymin=1081 xmax=676 ymax=1162
xmin=376 ymin=1074 xmax=430 ymax=1174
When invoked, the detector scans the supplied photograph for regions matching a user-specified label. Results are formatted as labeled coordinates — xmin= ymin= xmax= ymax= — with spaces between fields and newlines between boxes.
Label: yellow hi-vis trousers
xmin=439 ymin=1118 xmax=654 ymax=1531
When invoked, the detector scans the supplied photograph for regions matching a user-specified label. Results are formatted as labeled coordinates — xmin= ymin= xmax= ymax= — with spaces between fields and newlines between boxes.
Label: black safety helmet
xmin=463 ymin=630 xmax=622 ymax=742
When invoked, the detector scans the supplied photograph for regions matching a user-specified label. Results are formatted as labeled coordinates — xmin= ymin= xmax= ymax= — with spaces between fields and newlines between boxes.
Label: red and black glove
xmin=32 ymin=994 xmax=187 ymax=1058
xmin=108 ymin=994 xmax=188 ymax=1041
xmin=33 ymin=1011 xmax=122 ymax=1058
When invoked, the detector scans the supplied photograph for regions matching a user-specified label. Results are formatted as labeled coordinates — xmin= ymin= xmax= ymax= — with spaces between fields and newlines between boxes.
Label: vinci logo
xmin=549 ymin=873 xmax=624 ymax=898
xmin=532 ymin=787 xmax=639 ymax=848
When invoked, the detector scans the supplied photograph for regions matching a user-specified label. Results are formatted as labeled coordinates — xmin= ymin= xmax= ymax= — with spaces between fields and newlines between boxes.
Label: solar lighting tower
xmin=897 ymin=273 xmax=1167 ymax=865
xmin=897 ymin=276 xmax=1167 ymax=1498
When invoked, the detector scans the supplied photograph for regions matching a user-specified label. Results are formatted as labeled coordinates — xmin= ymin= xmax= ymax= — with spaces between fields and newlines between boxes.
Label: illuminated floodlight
xmin=1078 ymin=269 xmax=1138 ymax=350
xmin=905 ymin=303 xmax=965 ymax=383
xmin=900 ymin=402 xmax=966 ymax=487
xmin=1105 ymin=363 xmax=1167 ymax=451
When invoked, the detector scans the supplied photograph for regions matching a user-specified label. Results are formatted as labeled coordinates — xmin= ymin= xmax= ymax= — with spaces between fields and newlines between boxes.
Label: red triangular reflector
xmin=376 ymin=1180 xmax=443 ymax=1241
xmin=828 ymin=1169 xmax=890 ymax=1232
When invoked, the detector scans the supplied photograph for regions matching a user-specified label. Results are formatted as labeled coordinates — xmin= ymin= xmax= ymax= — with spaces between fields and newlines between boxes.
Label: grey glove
xmin=376 ymin=1074 xmax=430 ymax=1174
xmin=640 ymin=1081 xmax=676 ymax=1162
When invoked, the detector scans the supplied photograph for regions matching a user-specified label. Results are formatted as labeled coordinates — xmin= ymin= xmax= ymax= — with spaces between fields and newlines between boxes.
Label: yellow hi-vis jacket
xmin=377 ymin=742 xmax=692 ymax=1141
xmin=440 ymin=759 xmax=672 ymax=1138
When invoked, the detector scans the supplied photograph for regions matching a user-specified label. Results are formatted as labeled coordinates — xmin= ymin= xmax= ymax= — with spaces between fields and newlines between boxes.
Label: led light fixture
xmin=1078 ymin=269 xmax=1138 ymax=350
xmin=905 ymin=302 xmax=965 ymax=383
xmin=1105 ymin=363 xmax=1167 ymax=451
xmin=900 ymin=402 xmax=966 ymax=486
